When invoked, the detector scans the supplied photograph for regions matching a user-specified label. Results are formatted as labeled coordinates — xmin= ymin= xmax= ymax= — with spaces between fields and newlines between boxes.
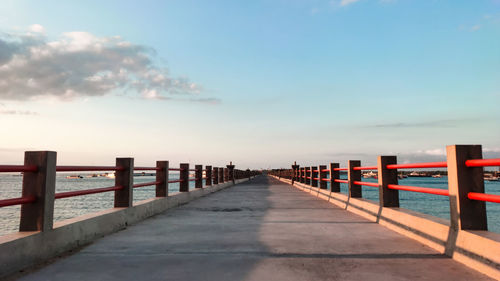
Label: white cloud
xmin=0 ymin=27 xmax=204 ymax=101
xmin=340 ymin=0 xmax=361 ymax=6
xmin=29 ymin=24 xmax=45 ymax=33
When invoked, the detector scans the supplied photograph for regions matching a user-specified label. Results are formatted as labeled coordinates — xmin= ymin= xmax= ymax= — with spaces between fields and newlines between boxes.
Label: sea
xmin=0 ymin=174 xmax=499 ymax=236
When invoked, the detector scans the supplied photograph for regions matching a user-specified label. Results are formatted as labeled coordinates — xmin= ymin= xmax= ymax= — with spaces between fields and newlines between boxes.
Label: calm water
xmin=1 ymin=175 xmax=499 ymax=235
xmin=0 ymin=173 xmax=195 ymax=236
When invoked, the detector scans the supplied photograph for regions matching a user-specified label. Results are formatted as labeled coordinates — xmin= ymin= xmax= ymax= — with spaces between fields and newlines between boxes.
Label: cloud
xmin=362 ymin=119 xmax=469 ymax=129
xmin=0 ymin=109 xmax=38 ymax=115
xmin=339 ymin=0 xmax=361 ymax=6
xmin=0 ymin=25 xmax=204 ymax=101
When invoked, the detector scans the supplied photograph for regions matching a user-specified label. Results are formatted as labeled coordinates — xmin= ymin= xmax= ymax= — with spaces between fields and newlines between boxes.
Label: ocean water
xmin=0 ymin=173 xmax=195 ymax=236
xmin=334 ymin=175 xmax=500 ymax=233
xmin=1 ymin=174 xmax=499 ymax=236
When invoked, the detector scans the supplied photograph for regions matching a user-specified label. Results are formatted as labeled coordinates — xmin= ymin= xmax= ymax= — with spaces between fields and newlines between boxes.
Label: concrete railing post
xmin=311 ymin=166 xmax=318 ymax=187
xmin=179 ymin=163 xmax=189 ymax=192
xmin=447 ymin=145 xmax=487 ymax=230
xmin=300 ymin=167 xmax=305 ymax=183
xmin=291 ymin=162 xmax=299 ymax=184
xmin=115 ymin=157 xmax=134 ymax=207
xmin=330 ymin=163 xmax=340 ymax=192
xmin=348 ymin=160 xmax=362 ymax=198
xmin=195 ymin=165 xmax=203 ymax=188
xmin=305 ymin=168 xmax=310 ymax=185
xmin=227 ymin=162 xmax=235 ymax=184
xmin=377 ymin=156 xmax=399 ymax=207
xmin=206 ymin=166 xmax=212 ymax=186
xmin=213 ymin=167 xmax=219 ymax=184
xmin=156 ymin=161 xmax=169 ymax=197
xmin=319 ymin=165 xmax=327 ymax=189
xmin=219 ymin=167 xmax=224 ymax=183
xmin=246 ymin=169 xmax=251 ymax=179
xmin=19 ymin=151 xmax=57 ymax=232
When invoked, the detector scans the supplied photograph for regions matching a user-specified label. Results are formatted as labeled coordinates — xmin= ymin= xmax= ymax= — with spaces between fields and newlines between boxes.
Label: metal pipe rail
xmin=55 ymin=185 xmax=123 ymax=199
xmin=56 ymin=166 xmax=125 ymax=172
xmin=0 ymin=165 xmax=38 ymax=173
xmin=133 ymin=181 xmax=162 ymax=189
xmin=0 ymin=196 xmax=36 ymax=208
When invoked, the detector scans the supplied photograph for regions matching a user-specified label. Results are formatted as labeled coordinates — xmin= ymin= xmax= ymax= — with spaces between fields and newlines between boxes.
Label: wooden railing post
xmin=227 ymin=162 xmax=235 ymax=184
xmin=156 ymin=161 xmax=169 ymax=197
xmin=300 ymin=167 xmax=305 ymax=183
xmin=115 ymin=157 xmax=133 ymax=207
xmin=311 ymin=166 xmax=318 ymax=187
xmin=447 ymin=145 xmax=487 ymax=230
xmin=348 ymin=160 xmax=362 ymax=198
xmin=319 ymin=165 xmax=327 ymax=189
xmin=213 ymin=167 xmax=219 ymax=184
xmin=378 ymin=156 xmax=399 ymax=207
xmin=179 ymin=163 xmax=189 ymax=192
xmin=219 ymin=167 xmax=224 ymax=183
xmin=330 ymin=163 xmax=340 ymax=192
xmin=195 ymin=165 xmax=203 ymax=188
xmin=19 ymin=151 xmax=57 ymax=231
xmin=206 ymin=165 xmax=212 ymax=186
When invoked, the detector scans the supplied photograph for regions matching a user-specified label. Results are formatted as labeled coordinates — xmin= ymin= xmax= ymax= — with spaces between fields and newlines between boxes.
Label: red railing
xmin=56 ymin=166 xmax=124 ymax=172
xmin=353 ymin=181 xmax=378 ymax=187
xmin=353 ymin=166 xmax=377 ymax=171
xmin=465 ymin=158 xmax=500 ymax=167
xmin=0 ymin=196 xmax=36 ymax=208
xmin=386 ymin=162 xmax=447 ymax=170
xmin=334 ymin=179 xmax=349 ymax=184
xmin=133 ymin=181 xmax=162 ymax=189
xmin=134 ymin=167 xmax=160 ymax=171
xmin=333 ymin=168 xmax=348 ymax=171
xmin=388 ymin=184 xmax=449 ymax=196
xmin=0 ymin=165 xmax=38 ymax=173
xmin=468 ymin=192 xmax=500 ymax=204
xmin=55 ymin=185 xmax=123 ymax=199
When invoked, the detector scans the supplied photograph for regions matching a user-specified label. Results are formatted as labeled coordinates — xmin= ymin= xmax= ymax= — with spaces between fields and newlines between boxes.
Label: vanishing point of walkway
xmin=16 ymin=176 xmax=492 ymax=281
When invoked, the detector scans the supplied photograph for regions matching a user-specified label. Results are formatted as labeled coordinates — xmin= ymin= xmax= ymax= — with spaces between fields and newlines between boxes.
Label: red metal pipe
xmin=313 ymin=170 xmax=319 ymax=173
xmin=189 ymin=178 xmax=197 ymax=181
xmin=313 ymin=177 xmax=319 ymax=180
xmin=134 ymin=167 xmax=160 ymax=171
xmin=133 ymin=181 xmax=162 ymax=188
xmin=468 ymin=192 xmax=500 ymax=204
xmin=0 ymin=196 xmax=36 ymax=207
xmin=168 ymin=179 xmax=184 ymax=183
xmin=55 ymin=185 xmax=123 ymax=199
xmin=465 ymin=158 xmax=500 ymax=167
xmin=386 ymin=162 xmax=447 ymax=170
xmin=387 ymin=184 xmax=449 ymax=196
xmin=334 ymin=179 xmax=349 ymax=183
xmin=0 ymin=165 xmax=38 ymax=173
xmin=353 ymin=166 xmax=377 ymax=171
xmin=321 ymin=178 xmax=330 ymax=182
xmin=353 ymin=181 xmax=379 ymax=187
xmin=321 ymin=169 xmax=330 ymax=172
xmin=333 ymin=168 xmax=348 ymax=171
xmin=56 ymin=166 xmax=125 ymax=172
xmin=169 ymin=168 xmax=182 ymax=171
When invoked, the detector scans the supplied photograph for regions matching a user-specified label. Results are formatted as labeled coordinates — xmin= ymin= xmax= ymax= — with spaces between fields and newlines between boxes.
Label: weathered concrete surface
xmin=15 ymin=176 xmax=492 ymax=281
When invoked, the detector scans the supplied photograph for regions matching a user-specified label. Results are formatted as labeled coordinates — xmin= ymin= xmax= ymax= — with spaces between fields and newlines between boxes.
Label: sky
xmin=0 ymin=0 xmax=499 ymax=169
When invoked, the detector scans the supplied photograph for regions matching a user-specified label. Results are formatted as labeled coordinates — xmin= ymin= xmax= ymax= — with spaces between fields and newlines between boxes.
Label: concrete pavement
xmin=14 ymin=176 xmax=492 ymax=281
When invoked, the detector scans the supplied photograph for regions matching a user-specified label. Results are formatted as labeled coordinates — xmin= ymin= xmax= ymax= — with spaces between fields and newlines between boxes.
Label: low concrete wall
xmin=0 ymin=178 xmax=253 ymax=279
xmin=271 ymin=176 xmax=500 ymax=280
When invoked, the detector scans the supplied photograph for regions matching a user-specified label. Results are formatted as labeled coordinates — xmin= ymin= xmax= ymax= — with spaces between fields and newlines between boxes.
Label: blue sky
xmin=0 ymin=0 xmax=499 ymax=169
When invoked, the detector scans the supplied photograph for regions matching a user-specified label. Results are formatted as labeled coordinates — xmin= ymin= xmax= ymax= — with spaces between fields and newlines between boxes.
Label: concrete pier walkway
xmin=16 ymin=176 xmax=492 ymax=281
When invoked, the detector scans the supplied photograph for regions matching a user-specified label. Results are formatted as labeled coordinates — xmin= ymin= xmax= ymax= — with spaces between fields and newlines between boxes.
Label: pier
xmin=0 ymin=144 xmax=499 ymax=280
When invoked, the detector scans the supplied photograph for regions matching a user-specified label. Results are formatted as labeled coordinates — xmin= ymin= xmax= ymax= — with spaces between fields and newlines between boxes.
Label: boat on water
xmin=66 ymin=175 xmax=83 ymax=179
xmin=432 ymin=174 xmax=442 ymax=178
xmin=484 ymin=175 xmax=499 ymax=181
xmin=363 ymin=171 xmax=377 ymax=178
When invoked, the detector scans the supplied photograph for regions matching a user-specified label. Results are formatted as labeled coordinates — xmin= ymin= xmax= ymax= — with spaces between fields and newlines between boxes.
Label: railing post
xmin=311 ymin=166 xmax=318 ymax=187
xmin=179 ymin=163 xmax=189 ymax=192
xmin=227 ymin=162 xmax=235 ymax=184
xmin=246 ymin=168 xmax=251 ymax=179
xmin=206 ymin=165 xmax=212 ymax=186
xmin=330 ymin=163 xmax=340 ymax=192
xmin=195 ymin=165 xmax=203 ymax=188
xmin=156 ymin=161 xmax=169 ymax=197
xmin=348 ymin=160 xmax=362 ymax=198
xmin=300 ymin=167 xmax=305 ymax=183
xmin=213 ymin=167 xmax=219 ymax=184
xmin=219 ymin=167 xmax=224 ymax=183
xmin=19 ymin=151 xmax=57 ymax=231
xmin=378 ymin=156 xmax=399 ymax=207
xmin=115 ymin=157 xmax=133 ymax=207
xmin=291 ymin=162 xmax=299 ymax=184
xmin=447 ymin=145 xmax=487 ymax=230
xmin=319 ymin=165 xmax=327 ymax=189
xmin=305 ymin=168 xmax=310 ymax=185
